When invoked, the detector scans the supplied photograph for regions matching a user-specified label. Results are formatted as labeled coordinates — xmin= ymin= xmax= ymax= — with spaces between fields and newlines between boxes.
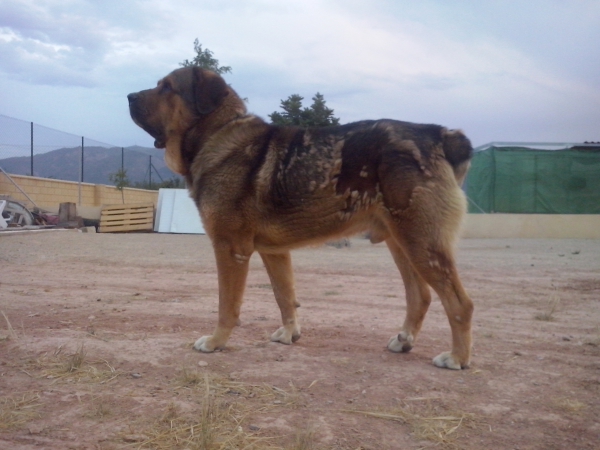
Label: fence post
xmin=81 ymin=136 xmax=84 ymax=183
xmin=30 ymin=122 xmax=33 ymax=176
xmin=78 ymin=137 xmax=84 ymax=206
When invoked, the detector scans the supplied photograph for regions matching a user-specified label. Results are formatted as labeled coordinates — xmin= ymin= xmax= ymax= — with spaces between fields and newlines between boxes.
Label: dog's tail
xmin=441 ymin=128 xmax=473 ymax=186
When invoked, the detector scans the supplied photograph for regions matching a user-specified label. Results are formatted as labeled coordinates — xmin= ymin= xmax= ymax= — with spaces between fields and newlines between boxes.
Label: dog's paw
xmin=387 ymin=331 xmax=414 ymax=353
xmin=270 ymin=325 xmax=301 ymax=345
xmin=193 ymin=336 xmax=219 ymax=353
xmin=432 ymin=351 xmax=468 ymax=370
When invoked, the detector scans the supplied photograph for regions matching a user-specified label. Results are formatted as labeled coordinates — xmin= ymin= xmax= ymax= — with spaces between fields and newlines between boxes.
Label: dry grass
xmin=85 ymin=397 xmax=112 ymax=419
xmin=0 ymin=392 xmax=42 ymax=430
xmin=1 ymin=310 xmax=19 ymax=341
xmin=176 ymin=367 xmax=302 ymax=409
xmin=250 ymin=284 xmax=272 ymax=290
xmin=292 ymin=428 xmax=316 ymax=450
xmin=30 ymin=344 xmax=122 ymax=384
xmin=583 ymin=326 xmax=600 ymax=347
xmin=62 ymin=343 xmax=86 ymax=373
xmin=330 ymin=357 xmax=350 ymax=366
xmin=534 ymin=295 xmax=560 ymax=321
xmin=346 ymin=399 xmax=476 ymax=448
xmin=118 ymin=368 xmax=307 ymax=449
xmin=555 ymin=398 xmax=587 ymax=413
xmin=127 ymin=373 xmax=283 ymax=449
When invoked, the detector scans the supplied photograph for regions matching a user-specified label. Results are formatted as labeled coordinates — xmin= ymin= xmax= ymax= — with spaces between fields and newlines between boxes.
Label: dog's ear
xmin=193 ymin=67 xmax=229 ymax=115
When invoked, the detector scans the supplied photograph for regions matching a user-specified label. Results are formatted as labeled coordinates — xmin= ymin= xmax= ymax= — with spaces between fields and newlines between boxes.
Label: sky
xmin=1 ymin=0 xmax=599 ymax=151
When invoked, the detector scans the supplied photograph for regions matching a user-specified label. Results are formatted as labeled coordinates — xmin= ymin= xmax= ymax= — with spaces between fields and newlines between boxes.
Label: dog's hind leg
xmin=416 ymin=248 xmax=472 ymax=369
xmin=385 ymin=238 xmax=432 ymax=353
xmin=194 ymin=239 xmax=251 ymax=352
xmin=260 ymin=251 xmax=301 ymax=344
xmin=381 ymin=173 xmax=473 ymax=369
xmin=388 ymin=224 xmax=473 ymax=370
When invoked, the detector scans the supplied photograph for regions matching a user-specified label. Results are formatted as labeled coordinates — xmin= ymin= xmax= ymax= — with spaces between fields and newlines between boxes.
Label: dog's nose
xmin=127 ymin=93 xmax=139 ymax=104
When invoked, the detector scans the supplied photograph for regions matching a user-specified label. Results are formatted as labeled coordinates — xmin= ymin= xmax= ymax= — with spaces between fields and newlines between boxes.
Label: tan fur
xmin=128 ymin=67 xmax=474 ymax=369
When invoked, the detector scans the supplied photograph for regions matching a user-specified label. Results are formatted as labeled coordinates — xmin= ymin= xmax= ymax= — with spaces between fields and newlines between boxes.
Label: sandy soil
xmin=0 ymin=231 xmax=599 ymax=449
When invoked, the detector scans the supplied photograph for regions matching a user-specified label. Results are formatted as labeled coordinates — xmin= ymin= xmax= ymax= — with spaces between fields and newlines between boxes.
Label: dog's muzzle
xmin=127 ymin=92 xmax=143 ymax=120
xmin=127 ymin=92 xmax=139 ymax=104
xmin=127 ymin=92 xmax=166 ymax=149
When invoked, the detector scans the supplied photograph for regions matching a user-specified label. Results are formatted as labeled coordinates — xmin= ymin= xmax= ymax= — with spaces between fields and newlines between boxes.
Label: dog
xmin=128 ymin=66 xmax=474 ymax=369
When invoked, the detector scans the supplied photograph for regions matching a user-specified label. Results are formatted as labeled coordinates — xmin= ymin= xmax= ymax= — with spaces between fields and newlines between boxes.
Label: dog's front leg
xmin=260 ymin=251 xmax=301 ymax=344
xmin=194 ymin=240 xmax=251 ymax=352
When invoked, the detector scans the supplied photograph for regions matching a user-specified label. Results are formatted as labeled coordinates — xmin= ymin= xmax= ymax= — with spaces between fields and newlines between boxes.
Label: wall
xmin=2 ymin=173 xmax=598 ymax=238
xmin=462 ymin=214 xmax=600 ymax=239
xmin=1 ymin=173 xmax=158 ymax=214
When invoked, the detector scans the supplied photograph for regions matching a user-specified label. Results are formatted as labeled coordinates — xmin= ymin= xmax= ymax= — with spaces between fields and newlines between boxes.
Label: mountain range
xmin=0 ymin=146 xmax=179 ymax=186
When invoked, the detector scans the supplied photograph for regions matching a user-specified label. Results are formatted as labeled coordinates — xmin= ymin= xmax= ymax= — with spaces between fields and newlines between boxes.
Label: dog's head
xmin=128 ymin=66 xmax=236 ymax=174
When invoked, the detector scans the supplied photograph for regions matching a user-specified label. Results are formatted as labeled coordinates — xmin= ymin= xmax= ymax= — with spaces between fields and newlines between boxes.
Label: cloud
xmin=0 ymin=1 xmax=106 ymax=85
xmin=0 ymin=0 xmax=598 ymax=147
xmin=0 ymin=0 xmax=168 ymax=86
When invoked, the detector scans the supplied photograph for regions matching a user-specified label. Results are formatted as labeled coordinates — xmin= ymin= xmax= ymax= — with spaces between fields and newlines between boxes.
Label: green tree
xmin=307 ymin=93 xmax=340 ymax=127
xmin=269 ymin=93 xmax=340 ymax=127
xmin=133 ymin=176 xmax=185 ymax=191
xmin=109 ymin=168 xmax=130 ymax=204
xmin=180 ymin=39 xmax=232 ymax=74
xmin=269 ymin=94 xmax=304 ymax=126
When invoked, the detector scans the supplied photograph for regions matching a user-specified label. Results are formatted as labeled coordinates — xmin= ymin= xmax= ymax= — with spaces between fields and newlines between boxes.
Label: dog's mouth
xmin=139 ymin=124 xmax=166 ymax=149
xmin=128 ymin=92 xmax=167 ymax=149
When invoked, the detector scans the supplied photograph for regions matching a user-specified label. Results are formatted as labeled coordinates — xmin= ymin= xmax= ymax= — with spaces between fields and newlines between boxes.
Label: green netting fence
xmin=466 ymin=146 xmax=600 ymax=214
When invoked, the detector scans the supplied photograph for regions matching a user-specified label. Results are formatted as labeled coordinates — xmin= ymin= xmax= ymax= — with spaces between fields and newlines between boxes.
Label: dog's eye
xmin=159 ymin=81 xmax=172 ymax=94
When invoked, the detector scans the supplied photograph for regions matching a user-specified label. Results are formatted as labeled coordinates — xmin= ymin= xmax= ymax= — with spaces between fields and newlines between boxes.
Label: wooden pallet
xmin=99 ymin=203 xmax=155 ymax=233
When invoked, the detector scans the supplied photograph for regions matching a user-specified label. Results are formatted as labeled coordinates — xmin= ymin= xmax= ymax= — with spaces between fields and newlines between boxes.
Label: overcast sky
xmin=1 ymin=0 xmax=599 ymax=150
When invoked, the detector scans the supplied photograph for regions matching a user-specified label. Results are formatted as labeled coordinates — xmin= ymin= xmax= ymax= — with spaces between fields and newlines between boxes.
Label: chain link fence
xmin=0 ymin=114 xmax=180 ymax=188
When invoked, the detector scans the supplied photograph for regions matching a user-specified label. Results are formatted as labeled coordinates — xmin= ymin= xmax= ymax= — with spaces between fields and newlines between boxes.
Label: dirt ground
xmin=0 ymin=231 xmax=599 ymax=449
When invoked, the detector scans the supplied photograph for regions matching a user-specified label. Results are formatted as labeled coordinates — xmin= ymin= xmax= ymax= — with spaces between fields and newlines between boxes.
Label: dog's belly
xmin=253 ymin=204 xmax=377 ymax=252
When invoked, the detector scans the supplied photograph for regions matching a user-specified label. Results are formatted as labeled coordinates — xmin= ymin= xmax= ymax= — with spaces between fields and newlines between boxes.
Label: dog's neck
xmin=165 ymin=88 xmax=249 ymax=178
xmin=164 ymin=136 xmax=187 ymax=175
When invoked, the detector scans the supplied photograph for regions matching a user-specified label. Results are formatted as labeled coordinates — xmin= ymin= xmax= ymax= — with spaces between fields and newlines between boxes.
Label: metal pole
xmin=0 ymin=166 xmax=38 ymax=208
xmin=121 ymin=147 xmax=124 ymax=172
xmin=78 ymin=137 xmax=83 ymax=206
xmin=30 ymin=122 xmax=33 ymax=176
xmin=150 ymin=161 xmax=164 ymax=182
xmin=149 ymin=155 xmax=152 ymax=187
xmin=81 ymin=136 xmax=84 ymax=183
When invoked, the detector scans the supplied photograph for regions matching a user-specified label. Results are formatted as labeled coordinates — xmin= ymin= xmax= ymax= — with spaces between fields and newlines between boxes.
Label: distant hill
xmin=0 ymin=146 xmax=179 ymax=186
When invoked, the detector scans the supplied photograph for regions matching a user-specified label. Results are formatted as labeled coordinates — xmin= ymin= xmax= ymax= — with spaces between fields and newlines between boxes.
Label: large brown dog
xmin=128 ymin=67 xmax=474 ymax=369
